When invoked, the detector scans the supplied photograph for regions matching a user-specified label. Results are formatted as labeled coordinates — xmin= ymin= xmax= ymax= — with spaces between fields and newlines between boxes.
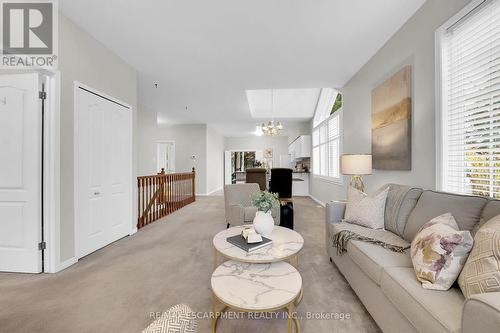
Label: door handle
xmin=94 ymin=191 xmax=100 ymax=196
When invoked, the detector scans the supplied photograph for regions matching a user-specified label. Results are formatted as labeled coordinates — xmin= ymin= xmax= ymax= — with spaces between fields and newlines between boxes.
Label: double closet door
xmin=75 ymin=85 xmax=132 ymax=258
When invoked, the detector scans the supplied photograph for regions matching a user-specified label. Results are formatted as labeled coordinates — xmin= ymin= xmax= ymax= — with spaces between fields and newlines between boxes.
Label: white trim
xmin=54 ymin=256 xmax=77 ymax=272
xmin=312 ymin=174 xmax=344 ymax=186
xmin=73 ymin=81 xmax=134 ymax=260
xmin=308 ymin=194 xmax=326 ymax=207
xmin=435 ymin=0 xmax=487 ymax=191
xmin=43 ymin=71 xmax=61 ymax=273
xmin=75 ymin=82 xmax=133 ymax=110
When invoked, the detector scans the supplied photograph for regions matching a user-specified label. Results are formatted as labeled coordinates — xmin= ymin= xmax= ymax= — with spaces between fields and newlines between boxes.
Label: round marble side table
xmin=212 ymin=226 xmax=304 ymax=266
xmin=211 ymin=260 xmax=302 ymax=333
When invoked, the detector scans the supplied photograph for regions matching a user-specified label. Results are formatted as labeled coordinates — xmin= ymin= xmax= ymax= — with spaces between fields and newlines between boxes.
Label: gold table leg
xmin=294 ymin=288 xmax=304 ymax=306
xmin=211 ymin=292 xmax=301 ymax=333
xmin=289 ymin=254 xmax=299 ymax=268
xmin=211 ymin=291 xmax=228 ymax=333
xmin=286 ymin=301 xmax=301 ymax=333
xmin=287 ymin=302 xmax=294 ymax=333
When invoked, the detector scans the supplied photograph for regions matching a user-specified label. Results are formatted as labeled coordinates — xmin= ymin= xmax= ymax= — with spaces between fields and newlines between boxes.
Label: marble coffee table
xmin=212 ymin=226 xmax=304 ymax=267
xmin=211 ymin=260 xmax=302 ymax=333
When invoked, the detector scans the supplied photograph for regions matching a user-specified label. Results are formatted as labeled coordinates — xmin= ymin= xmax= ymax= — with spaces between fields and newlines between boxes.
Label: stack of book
xmin=227 ymin=228 xmax=273 ymax=252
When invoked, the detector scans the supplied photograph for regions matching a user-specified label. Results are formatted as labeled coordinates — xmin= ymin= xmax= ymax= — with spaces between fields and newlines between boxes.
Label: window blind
xmin=312 ymin=111 xmax=341 ymax=180
xmin=442 ymin=0 xmax=500 ymax=198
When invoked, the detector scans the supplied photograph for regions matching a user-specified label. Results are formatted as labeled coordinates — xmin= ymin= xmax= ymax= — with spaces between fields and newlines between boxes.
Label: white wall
xmin=286 ymin=122 xmax=312 ymax=144
xmin=137 ymin=111 xmax=208 ymax=194
xmin=206 ymin=125 xmax=224 ymax=194
xmin=309 ymin=0 xmax=471 ymax=203
xmin=59 ymin=14 xmax=138 ymax=261
xmin=224 ymin=136 xmax=290 ymax=168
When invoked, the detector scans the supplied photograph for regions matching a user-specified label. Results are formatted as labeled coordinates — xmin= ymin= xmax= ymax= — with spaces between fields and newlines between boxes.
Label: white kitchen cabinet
xmin=292 ymin=173 xmax=309 ymax=196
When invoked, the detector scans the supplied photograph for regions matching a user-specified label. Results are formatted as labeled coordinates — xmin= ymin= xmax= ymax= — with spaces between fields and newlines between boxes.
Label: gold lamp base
xmin=349 ymin=175 xmax=365 ymax=192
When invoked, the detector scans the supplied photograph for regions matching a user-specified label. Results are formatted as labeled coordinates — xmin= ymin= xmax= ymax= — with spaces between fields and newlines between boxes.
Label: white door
xmin=0 ymin=73 xmax=42 ymax=273
xmin=76 ymin=86 xmax=132 ymax=258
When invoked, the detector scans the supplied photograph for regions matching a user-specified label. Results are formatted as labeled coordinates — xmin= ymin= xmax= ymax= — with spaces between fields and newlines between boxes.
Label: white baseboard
xmin=309 ymin=194 xmax=326 ymax=207
xmin=54 ymin=257 xmax=78 ymax=273
xmin=206 ymin=186 xmax=223 ymax=196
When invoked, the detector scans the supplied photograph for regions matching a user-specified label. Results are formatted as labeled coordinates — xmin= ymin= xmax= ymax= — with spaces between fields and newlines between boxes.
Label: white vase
xmin=253 ymin=211 xmax=274 ymax=237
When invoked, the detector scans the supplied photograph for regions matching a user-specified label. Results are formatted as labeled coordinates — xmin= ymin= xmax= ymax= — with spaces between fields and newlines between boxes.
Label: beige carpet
xmin=0 ymin=196 xmax=379 ymax=333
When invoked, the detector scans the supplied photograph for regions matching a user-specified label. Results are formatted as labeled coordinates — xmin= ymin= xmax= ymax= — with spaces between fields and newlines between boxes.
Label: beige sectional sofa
xmin=325 ymin=185 xmax=500 ymax=333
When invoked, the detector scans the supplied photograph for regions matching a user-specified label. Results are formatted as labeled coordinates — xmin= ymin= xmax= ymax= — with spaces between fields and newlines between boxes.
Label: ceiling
xmin=246 ymin=88 xmax=321 ymax=120
xmin=60 ymin=0 xmax=426 ymax=137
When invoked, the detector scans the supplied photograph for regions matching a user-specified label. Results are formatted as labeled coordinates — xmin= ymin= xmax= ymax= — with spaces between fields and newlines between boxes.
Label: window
xmin=438 ymin=0 xmax=500 ymax=198
xmin=312 ymin=88 xmax=342 ymax=181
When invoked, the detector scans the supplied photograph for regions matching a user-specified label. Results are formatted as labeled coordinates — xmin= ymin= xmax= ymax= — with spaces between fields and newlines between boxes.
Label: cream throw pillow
xmin=458 ymin=214 xmax=500 ymax=298
xmin=344 ymin=186 xmax=388 ymax=229
xmin=411 ymin=213 xmax=473 ymax=291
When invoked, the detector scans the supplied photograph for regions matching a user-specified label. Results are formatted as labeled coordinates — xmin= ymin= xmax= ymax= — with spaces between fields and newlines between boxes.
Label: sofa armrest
xmin=326 ymin=201 xmax=346 ymax=224
xmin=462 ymin=292 xmax=500 ymax=333
xmin=226 ymin=204 xmax=244 ymax=226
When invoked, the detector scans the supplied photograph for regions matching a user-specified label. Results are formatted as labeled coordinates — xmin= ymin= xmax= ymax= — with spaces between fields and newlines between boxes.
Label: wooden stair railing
xmin=137 ymin=167 xmax=196 ymax=229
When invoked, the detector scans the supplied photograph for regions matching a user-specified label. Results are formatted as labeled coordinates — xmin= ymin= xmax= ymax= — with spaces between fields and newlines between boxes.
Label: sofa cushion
xmin=404 ymin=190 xmax=487 ymax=242
xmin=381 ymin=267 xmax=464 ymax=333
xmin=459 ymin=214 xmax=500 ymax=298
xmin=344 ymin=186 xmax=388 ymax=229
xmin=330 ymin=222 xmax=411 ymax=285
xmin=411 ymin=213 xmax=473 ymax=291
xmin=480 ymin=199 xmax=500 ymax=222
xmin=347 ymin=240 xmax=412 ymax=286
xmin=383 ymin=184 xmax=423 ymax=237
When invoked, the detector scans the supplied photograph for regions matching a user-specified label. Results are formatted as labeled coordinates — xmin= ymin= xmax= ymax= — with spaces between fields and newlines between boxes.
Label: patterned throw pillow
xmin=458 ymin=214 xmax=500 ymax=298
xmin=411 ymin=213 xmax=473 ymax=291
xmin=142 ymin=304 xmax=197 ymax=333
xmin=344 ymin=186 xmax=389 ymax=229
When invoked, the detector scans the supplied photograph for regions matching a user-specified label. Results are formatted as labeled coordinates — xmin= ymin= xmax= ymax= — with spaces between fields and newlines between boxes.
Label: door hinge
xmin=38 ymin=241 xmax=46 ymax=251
xmin=39 ymin=91 xmax=47 ymax=100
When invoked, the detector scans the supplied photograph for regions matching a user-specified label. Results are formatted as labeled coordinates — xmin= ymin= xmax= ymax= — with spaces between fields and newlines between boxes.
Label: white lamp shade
xmin=341 ymin=154 xmax=372 ymax=175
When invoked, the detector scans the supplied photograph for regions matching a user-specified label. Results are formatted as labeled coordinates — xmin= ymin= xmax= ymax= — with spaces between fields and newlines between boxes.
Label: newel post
xmin=192 ymin=167 xmax=196 ymax=201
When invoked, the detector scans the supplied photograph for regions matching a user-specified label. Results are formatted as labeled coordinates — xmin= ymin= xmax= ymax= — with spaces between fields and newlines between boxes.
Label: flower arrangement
xmin=250 ymin=191 xmax=281 ymax=213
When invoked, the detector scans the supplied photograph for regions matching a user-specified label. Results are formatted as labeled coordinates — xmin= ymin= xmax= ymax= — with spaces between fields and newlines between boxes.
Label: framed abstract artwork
xmin=371 ymin=65 xmax=412 ymax=170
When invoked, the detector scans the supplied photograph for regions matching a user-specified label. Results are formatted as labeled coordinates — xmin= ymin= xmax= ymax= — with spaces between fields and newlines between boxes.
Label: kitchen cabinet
xmin=292 ymin=172 xmax=309 ymax=196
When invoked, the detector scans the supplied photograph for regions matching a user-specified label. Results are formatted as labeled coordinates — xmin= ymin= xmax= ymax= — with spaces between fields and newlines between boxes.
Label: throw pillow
xmin=411 ymin=213 xmax=473 ymax=291
xmin=344 ymin=186 xmax=388 ymax=229
xmin=458 ymin=214 xmax=500 ymax=298
xmin=142 ymin=304 xmax=197 ymax=333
